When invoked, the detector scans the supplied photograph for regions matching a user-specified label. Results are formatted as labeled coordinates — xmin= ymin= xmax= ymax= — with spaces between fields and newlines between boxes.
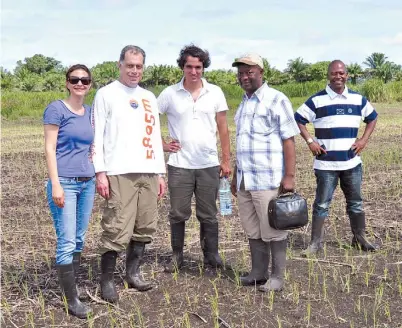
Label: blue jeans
xmin=47 ymin=177 xmax=95 ymax=265
xmin=312 ymin=164 xmax=363 ymax=218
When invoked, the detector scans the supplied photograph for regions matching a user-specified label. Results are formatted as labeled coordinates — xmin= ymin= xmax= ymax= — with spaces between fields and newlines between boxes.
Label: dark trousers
xmin=167 ymin=165 xmax=220 ymax=225
xmin=312 ymin=164 xmax=363 ymax=218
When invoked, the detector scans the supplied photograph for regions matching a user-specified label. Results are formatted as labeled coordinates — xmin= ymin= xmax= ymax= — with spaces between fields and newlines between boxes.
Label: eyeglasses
xmin=68 ymin=77 xmax=92 ymax=85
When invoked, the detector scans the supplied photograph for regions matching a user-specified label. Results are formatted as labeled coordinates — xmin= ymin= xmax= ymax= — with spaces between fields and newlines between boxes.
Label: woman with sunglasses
xmin=43 ymin=64 xmax=95 ymax=319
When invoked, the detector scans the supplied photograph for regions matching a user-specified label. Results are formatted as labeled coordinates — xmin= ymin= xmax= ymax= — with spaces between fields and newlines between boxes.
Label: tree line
xmin=1 ymin=52 xmax=401 ymax=92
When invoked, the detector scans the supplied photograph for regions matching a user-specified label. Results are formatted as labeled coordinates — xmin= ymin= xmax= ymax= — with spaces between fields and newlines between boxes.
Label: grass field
xmin=1 ymin=102 xmax=402 ymax=328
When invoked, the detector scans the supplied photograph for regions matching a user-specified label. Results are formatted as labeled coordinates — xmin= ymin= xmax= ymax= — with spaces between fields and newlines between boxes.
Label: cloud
xmin=180 ymin=8 xmax=235 ymax=20
xmin=382 ymin=32 xmax=402 ymax=45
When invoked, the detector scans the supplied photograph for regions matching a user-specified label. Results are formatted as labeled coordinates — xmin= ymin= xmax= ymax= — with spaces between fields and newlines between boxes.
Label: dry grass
xmin=1 ymin=103 xmax=402 ymax=328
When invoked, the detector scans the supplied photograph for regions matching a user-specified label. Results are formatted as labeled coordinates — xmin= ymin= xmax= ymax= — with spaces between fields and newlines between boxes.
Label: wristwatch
xmin=306 ymin=138 xmax=314 ymax=145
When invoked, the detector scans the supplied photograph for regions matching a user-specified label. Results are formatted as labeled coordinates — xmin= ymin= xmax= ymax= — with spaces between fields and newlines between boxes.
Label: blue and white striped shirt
xmin=235 ymin=83 xmax=300 ymax=191
xmin=295 ymin=85 xmax=378 ymax=171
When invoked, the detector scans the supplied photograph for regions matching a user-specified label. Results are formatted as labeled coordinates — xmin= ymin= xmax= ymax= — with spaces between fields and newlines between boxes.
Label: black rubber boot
xmin=200 ymin=222 xmax=208 ymax=263
xmin=350 ymin=212 xmax=379 ymax=251
xmin=165 ymin=222 xmax=185 ymax=273
xmin=72 ymin=252 xmax=85 ymax=300
xmin=259 ymin=239 xmax=287 ymax=292
xmin=202 ymin=222 xmax=225 ymax=268
xmin=72 ymin=252 xmax=81 ymax=272
xmin=125 ymin=240 xmax=152 ymax=291
xmin=239 ymin=239 xmax=269 ymax=286
xmin=301 ymin=216 xmax=326 ymax=257
xmin=100 ymin=251 xmax=119 ymax=303
xmin=57 ymin=263 xmax=92 ymax=319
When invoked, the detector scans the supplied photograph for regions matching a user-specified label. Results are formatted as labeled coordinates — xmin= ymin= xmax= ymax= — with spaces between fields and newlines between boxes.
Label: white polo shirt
xmin=158 ymin=78 xmax=229 ymax=169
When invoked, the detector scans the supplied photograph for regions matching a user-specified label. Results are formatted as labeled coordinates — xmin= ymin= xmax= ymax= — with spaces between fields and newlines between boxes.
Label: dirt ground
xmin=1 ymin=104 xmax=401 ymax=328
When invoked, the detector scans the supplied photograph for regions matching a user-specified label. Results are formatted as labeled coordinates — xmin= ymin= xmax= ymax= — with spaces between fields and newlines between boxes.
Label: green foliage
xmin=142 ymin=65 xmax=183 ymax=87
xmin=286 ymin=57 xmax=311 ymax=82
xmin=359 ymin=79 xmax=390 ymax=102
xmin=363 ymin=52 xmax=401 ymax=83
xmin=15 ymin=54 xmax=63 ymax=75
xmin=3 ymin=81 xmax=401 ymax=120
xmin=91 ymin=61 xmax=120 ymax=88
xmin=347 ymin=63 xmax=363 ymax=85
xmin=1 ymin=52 xmax=401 ymax=120
xmin=1 ymin=67 xmax=16 ymax=90
xmin=307 ymin=61 xmax=331 ymax=82
xmin=363 ymin=53 xmax=388 ymax=69
xmin=276 ymin=81 xmax=326 ymax=98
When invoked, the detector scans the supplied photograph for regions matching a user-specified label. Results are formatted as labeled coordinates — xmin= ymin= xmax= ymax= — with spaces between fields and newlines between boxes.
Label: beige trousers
xmin=237 ymin=179 xmax=288 ymax=242
xmin=99 ymin=173 xmax=158 ymax=254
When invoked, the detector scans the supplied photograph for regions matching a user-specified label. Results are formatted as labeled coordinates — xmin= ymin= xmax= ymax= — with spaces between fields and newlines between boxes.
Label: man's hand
xmin=220 ymin=160 xmax=231 ymax=178
xmin=308 ymin=141 xmax=327 ymax=156
xmin=52 ymin=183 xmax=65 ymax=208
xmin=96 ymin=172 xmax=110 ymax=199
xmin=279 ymin=175 xmax=295 ymax=194
xmin=163 ymin=139 xmax=181 ymax=153
xmin=158 ymin=176 xmax=166 ymax=199
xmin=351 ymin=138 xmax=368 ymax=155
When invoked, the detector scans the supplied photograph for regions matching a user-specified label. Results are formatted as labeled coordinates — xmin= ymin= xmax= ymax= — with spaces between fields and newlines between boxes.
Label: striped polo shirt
xmin=294 ymin=85 xmax=378 ymax=171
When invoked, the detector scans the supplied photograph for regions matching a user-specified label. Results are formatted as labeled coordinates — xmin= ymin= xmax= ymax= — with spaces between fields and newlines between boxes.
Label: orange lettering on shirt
xmin=142 ymin=98 xmax=155 ymax=159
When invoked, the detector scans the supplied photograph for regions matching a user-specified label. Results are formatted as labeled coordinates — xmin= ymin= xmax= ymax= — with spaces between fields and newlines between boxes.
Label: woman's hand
xmin=52 ymin=183 xmax=65 ymax=208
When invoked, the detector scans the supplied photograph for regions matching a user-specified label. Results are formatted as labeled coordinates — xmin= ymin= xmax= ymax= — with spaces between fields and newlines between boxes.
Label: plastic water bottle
xmin=219 ymin=177 xmax=232 ymax=216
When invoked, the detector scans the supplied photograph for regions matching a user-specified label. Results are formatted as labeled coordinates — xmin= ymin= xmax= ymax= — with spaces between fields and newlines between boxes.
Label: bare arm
xmin=216 ymin=111 xmax=231 ymax=176
xmin=279 ymin=137 xmax=296 ymax=193
xmin=161 ymin=136 xmax=181 ymax=153
xmin=297 ymin=122 xmax=326 ymax=156
xmin=44 ymin=124 xmax=64 ymax=207
xmin=352 ymin=118 xmax=377 ymax=155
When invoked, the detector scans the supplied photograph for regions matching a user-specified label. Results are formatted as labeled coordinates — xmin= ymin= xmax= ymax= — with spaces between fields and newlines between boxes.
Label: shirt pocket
xmin=251 ymin=113 xmax=276 ymax=135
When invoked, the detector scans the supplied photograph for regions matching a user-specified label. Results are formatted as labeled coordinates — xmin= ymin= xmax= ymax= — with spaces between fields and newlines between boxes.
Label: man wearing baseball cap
xmin=231 ymin=53 xmax=300 ymax=292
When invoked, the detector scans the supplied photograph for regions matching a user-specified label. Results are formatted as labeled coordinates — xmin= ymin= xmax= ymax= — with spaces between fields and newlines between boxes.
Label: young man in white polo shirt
xmin=92 ymin=45 xmax=166 ymax=302
xmin=157 ymin=44 xmax=231 ymax=272
xmin=295 ymin=60 xmax=379 ymax=256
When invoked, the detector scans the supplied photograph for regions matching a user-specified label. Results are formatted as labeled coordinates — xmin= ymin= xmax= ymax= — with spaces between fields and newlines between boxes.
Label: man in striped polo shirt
xmin=295 ymin=60 xmax=379 ymax=256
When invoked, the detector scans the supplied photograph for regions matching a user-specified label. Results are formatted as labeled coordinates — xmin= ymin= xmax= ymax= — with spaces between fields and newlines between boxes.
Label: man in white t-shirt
xmin=92 ymin=45 xmax=166 ymax=303
xmin=158 ymin=44 xmax=231 ymax=273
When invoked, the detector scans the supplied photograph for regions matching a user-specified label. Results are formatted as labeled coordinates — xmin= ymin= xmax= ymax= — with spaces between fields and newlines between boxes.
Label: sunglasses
xmin=68 ymin=77 xmax=92 ymax=85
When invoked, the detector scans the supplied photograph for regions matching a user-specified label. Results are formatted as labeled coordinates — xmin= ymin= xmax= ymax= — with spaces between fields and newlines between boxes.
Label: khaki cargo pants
xmin=99 ymin=173 xmax=158 ymax=254
xmin=237 ymin=179 xmax=288 ymax=242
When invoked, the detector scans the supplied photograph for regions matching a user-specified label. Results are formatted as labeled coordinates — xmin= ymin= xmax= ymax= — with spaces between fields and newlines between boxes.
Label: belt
xmin=74 ymin=176 xmax=94 ymax=182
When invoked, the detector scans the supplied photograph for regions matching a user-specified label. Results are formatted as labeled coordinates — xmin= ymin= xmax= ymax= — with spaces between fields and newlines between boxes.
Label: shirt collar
xmin=326 ymin=84 xmax=349 ymax=99
xmin=243 ymin=82 xmax=268 ymax=102
xmin=177 ymin=77 xmax=210 ymax=92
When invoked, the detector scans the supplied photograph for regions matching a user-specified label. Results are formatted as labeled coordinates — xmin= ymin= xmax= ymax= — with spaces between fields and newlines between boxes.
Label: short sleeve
xmin=43 ymin=103 xmax=62 ymax=126
xmin=361 ymin=97 xmax=378 ymax=123
xmin=215 ymin=87 xmax=229 ymax=113
xmin=278 ymin=97 xmax=300 ymax=140
xmin=157 ymin=88 xmax=169 ymax=114
xmin=294 ymin=97 xmax=316 ymax=125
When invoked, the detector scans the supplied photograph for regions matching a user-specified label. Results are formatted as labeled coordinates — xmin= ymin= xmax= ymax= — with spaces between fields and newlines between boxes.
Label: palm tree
xmin=347 ymin=63 xmax=363 ymax=85
xmin=286 ymin=57 xmax=310 ymax=82
xmin=363 ymin=53 xmax=388 ymax=69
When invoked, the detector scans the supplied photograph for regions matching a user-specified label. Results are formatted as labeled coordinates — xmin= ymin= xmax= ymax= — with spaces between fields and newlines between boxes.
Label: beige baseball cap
xmin=232 ymin=53 xmax=264 ymax=69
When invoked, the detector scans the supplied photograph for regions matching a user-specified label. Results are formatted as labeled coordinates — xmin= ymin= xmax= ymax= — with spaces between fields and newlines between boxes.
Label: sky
xmin=1 ymin=0 xmax=402 ymax=72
